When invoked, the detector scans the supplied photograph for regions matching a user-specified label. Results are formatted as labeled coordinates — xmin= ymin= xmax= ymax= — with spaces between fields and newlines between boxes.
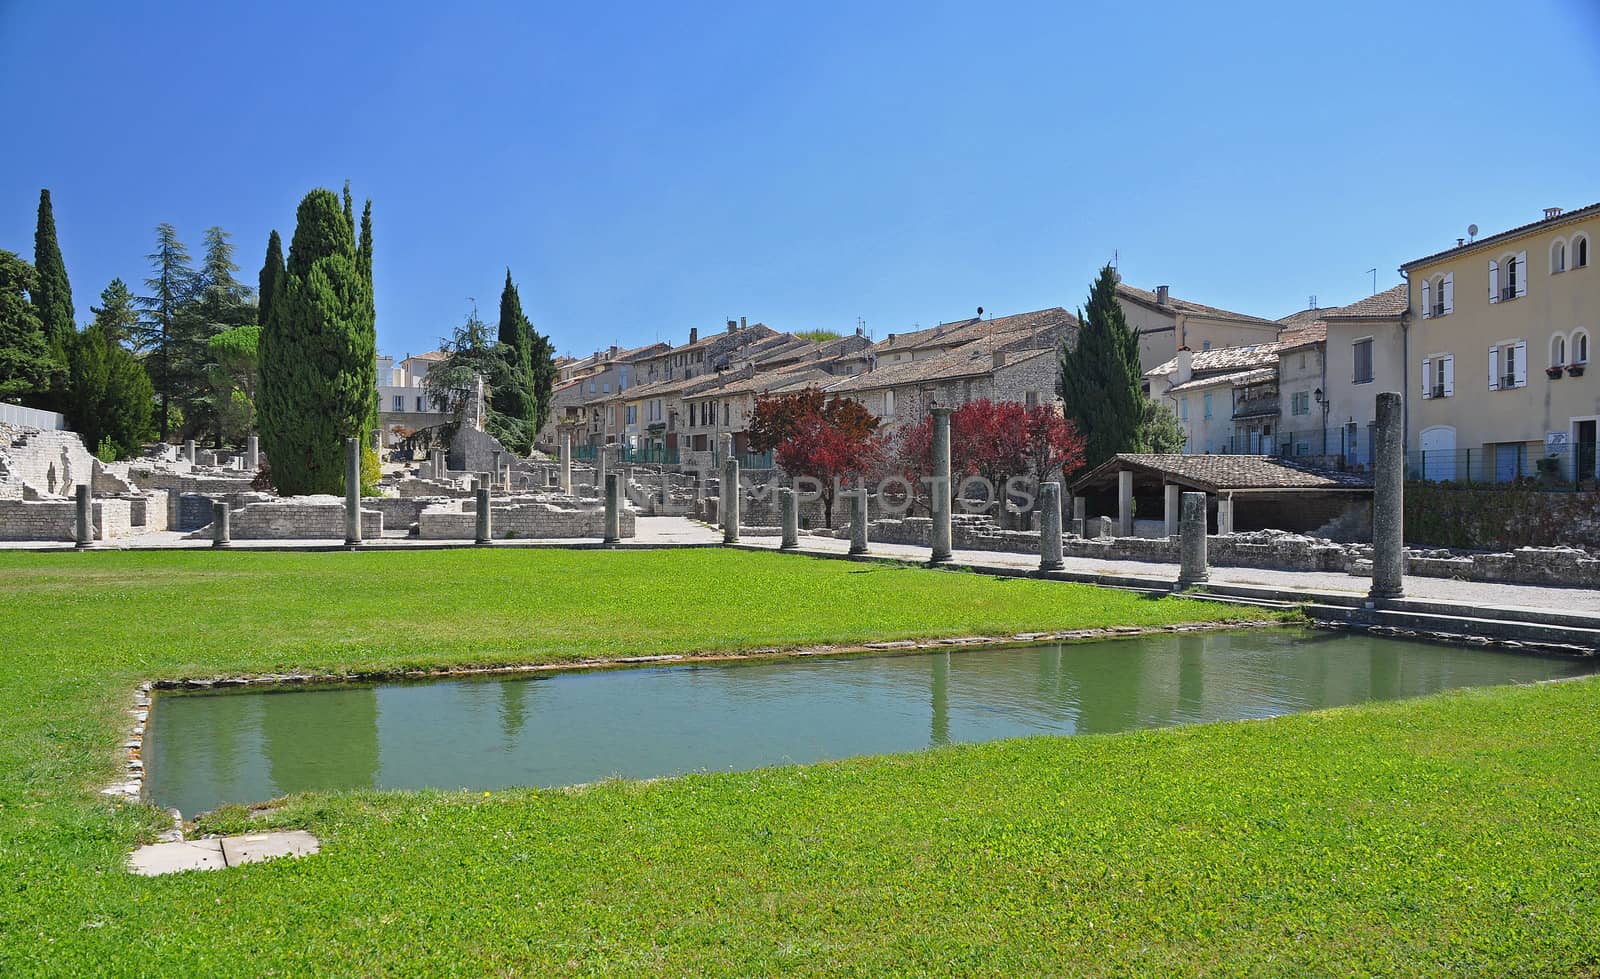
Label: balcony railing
xmin=1500 ymin=285 xmax=1518 ymax=301
xmin=1431 ymin=303 xmax=1446 ymax=317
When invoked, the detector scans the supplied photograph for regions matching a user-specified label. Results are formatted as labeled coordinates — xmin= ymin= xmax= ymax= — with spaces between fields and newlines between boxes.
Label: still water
xmin=145 ymin=629 xmax=1596 ymax=815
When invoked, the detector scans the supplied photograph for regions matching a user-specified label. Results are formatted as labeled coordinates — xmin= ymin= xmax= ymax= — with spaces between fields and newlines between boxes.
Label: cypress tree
xmin=0 ymin=251 xmax=58 ymax=403
xmin=490 ymin=268 xmax=534 ymax=434
xmin=258 ymin=230 xmax=284 ymax=331
xmin=529 ymin=327 xmax=556 ymax=434
xmin=342 ymin=181 xmax=355 ymax=239
xmin=257 ymin=188 xmax=376 ymax=495
xmin=358 ymin=201 xmax=373 ymax=287
xmin=1058 ymin=265 xmax=1147 ymax=470
xmin=32 ymin=189 xmax=75 ymax=347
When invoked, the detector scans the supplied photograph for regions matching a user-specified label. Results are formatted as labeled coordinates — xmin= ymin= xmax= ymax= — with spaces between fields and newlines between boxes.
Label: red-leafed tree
xmin=754 ymin=388 xmax=882 ymax=525
xmin=1021 ymin=402 xmax=1087 ymax=488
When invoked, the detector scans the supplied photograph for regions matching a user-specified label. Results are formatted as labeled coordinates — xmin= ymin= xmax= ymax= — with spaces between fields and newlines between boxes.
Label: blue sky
xmin=2 ymin=1 xmax=1597 ymax=360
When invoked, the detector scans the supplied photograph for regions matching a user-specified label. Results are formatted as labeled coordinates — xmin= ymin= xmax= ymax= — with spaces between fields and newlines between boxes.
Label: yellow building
xmin=1403 ymin=202 xmax=1598 ymax=482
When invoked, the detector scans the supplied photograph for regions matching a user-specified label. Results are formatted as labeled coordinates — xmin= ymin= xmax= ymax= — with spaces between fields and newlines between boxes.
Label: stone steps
xmin=1307 ymin=603 xmax=1600 ymax=651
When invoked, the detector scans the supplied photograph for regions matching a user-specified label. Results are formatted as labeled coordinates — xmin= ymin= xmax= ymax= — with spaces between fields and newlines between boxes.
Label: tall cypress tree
xmin=1058 ymin=265 xmax=1147 ymax=470
xmin=358 ymin=201 xmax=373 ymax=288
xmin=490 ymin=268 xmax=534 ymax=433
xmin=529 ymin=326 xmax=557 ymax=435
xmin=32 ymin=189 xmax=75 ymax=347
xmin=0 ymin=251 xmax=58 ymax=403
xmin=258 ymin=230 xmax=285 ymax=330
xmin=257 ymin=188 xmax=376 ymax=495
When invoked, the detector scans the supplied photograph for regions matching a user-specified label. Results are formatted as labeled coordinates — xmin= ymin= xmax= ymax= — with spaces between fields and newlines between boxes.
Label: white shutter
xmin=1489 ymin=260 xmax=1500 ymax=302
xmin=1488 ymin=346 xmax=1500 ymax=389
xmin=1514 ymin=340 xmax=1528 ymax=386
xmin=1443 ymin=355 xmax=1454 ymax=396
xmin=1443 ymin=273 xmax=1454 ymax=314
xmin=1516 ymin=251 xmax=1528 ymax=297
xmin=1421 ymin=280 xmax=1431 ymax=318
xmin=1421 ymin=357 xmax=1432 ymax=397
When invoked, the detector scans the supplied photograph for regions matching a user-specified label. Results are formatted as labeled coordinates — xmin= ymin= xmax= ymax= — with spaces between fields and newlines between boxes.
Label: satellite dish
xmin=976 ymin=306 xmax=984 ymax=317
xmin=1468 ymin=224 xmax=1479 ymax=238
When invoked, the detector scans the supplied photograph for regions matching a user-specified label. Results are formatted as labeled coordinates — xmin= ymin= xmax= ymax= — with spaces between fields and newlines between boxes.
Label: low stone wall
xmin=1406 ymin=546 xmax=1600 ymax=589
xmin=0 ymin=499 xmax=76 ymax=540
xmin=365 ymin=496 xmax=454 ymax=532
xmin=228 ymin=496 xmax=382 ymax=539
xmin=418 ymin=497 xmax=633 ymax=540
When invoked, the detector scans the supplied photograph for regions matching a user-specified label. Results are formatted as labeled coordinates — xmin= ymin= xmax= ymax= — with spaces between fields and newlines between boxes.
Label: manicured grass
xmin=1 ymin=549 xmax=1595 ymax=975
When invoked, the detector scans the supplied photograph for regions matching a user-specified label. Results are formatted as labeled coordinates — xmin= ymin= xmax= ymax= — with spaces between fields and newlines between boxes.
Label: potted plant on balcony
xmin=1546 ymin=365 xmax=1564 ymax=379
xmin=1568 ymin=362 xmax=1586 ymax=377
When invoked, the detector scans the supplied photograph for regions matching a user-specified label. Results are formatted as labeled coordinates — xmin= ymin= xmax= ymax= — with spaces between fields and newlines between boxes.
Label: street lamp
xmin=1313 ymin=388 xmax=1331 ymax=460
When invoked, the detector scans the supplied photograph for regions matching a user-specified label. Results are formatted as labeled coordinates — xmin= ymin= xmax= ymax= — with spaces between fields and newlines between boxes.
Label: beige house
xmin=1116 ymin=283 xmax=1280 ymax=378
xmin=1403 ymin=203 xmax=1599 ymax=482
xmin=1315 ymin=285 xmax=1407 ymax=469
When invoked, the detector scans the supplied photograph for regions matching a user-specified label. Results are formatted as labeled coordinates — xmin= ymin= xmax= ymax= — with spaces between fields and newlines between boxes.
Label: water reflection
xmin=144 ymin=630 xmax=1598 ymax=816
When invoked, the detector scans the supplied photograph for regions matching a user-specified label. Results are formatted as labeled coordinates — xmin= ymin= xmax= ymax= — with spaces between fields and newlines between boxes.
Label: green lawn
xmin=1 ymin=548 xmax=1595 ymax=976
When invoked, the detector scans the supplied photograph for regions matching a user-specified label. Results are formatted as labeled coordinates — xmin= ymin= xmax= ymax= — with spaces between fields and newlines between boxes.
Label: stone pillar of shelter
xmin=475 ymin=487 xmax=492 ymax=544
xmin=1216 ymin=497 xmax=1234 ymax=536
xmin=603 ymin=474 xmax=621 ymax=544
xmin=1178 ymin=491 xmax=1209 ymax=588
xmin=1370 ymin=391 xmax=1405 ymax=600
xmin=344 ymin=438 xmax=363 ymax=546
xmin=1117 ymin=469 xmax=1134 ymax=537
xmin=1164 ymin=482 xmax=1181 ymax=539
xmin=74 ymin=484 xmax=92 ymax=548
xmin=1039 ymin=481 xmax=1064 ymax=571
xmin=1070 ymin=494 xmax=1085 ymax=538
xmin=930 ymin=406 xmax=953 ymax=562
xmin=245 ymin=434 xmax=259 ymax=470
xmin=779 ymin=486 xmax=799 ymax=549
xmin=212 ymin=501 xmax=231 ymax=548
xmin=722 ymin=456 xmax=740 ymax=544
xmin=848 ymin=488 xmax=869 ymax=555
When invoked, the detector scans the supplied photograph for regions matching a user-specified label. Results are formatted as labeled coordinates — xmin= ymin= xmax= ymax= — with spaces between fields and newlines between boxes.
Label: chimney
xmin=689 ymin=327 xmax=698 ymax=344
xmin=740 ymin=316 xmax=746 ymax=330
xmin=854 ymin=325 xmax=863 ymax=336
xmin=1156 ymin=285 xmax=1169 ymax=305
xmin=727 ymin=319 xmax=737 ymax=334
xmin=1176 ymin=347 xmax=1193 ymax=384
xmin=608 ymin=344 xmax=618 ymax=359
xmin=992 ymin=349 xmax=1006 ymax=369
xmin=1545 ymin=206 xmax=1564 ymax=219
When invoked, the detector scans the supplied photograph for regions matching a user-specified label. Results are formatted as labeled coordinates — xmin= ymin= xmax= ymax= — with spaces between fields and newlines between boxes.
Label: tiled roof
xmin=1401 ymin=202 xmax=1600 ymax=271
xmin=831 ymin=334 xmax=1055 ymax=394
xmin=1275 ymin=306 xmax=1330 ymax=328
xmin=1072 ymin=453 xmax=1372 ymax=493
xmin=1275 ymin=323 xmax=1326 ymax=350
xmin=1163 ymin=366 xmax=1275 ymax=396
xmin=1146 ymin=341 xmax=1283 ymax=378
xmin=1323 ymin=284 xmax=1407 ymax=319
xmin=1115 ymin=284 xmax=1275 ymax=325
xmin=872 ymin=307 xmax=1073 ymax=354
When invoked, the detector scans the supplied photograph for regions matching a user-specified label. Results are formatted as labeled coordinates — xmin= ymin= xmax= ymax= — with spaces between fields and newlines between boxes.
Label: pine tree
xmin=0 ymin=251 xmax=59 ymax=403
xmin=198 ymin=227 xmax=256 ymax=327
xmin=257 ymin=187 xmax=377 ymax=495
xmin=1058 ymin=265 xmax=1147 ymax=470
xmin=258 ymin=230 xmax=285 ymax=331
xmin=90 ymin=279 xmax=140 ymax=346
xmin=133 ymin=223 xmax=198 ymax=439
xmin=31 ymin=189 xmax=75 ymax=347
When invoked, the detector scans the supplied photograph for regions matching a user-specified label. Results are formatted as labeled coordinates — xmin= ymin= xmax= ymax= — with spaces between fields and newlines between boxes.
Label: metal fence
xmin=0 ymin=402 xmax=65 ymax=430
xmin=619 ymin=445 xmax=679 ymax=465
xmin=1218 ymin=426 xmax=1375 ymax=472
xmin=737 ymin=450 xmax=774 ymax=470
xmin=1407 ymin=445 xmax=1593 ymax=488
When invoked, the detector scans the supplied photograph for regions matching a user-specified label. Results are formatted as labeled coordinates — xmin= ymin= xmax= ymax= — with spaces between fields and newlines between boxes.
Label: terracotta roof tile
xmin=1115 ymin=284 xmax=1275 ymax=325
xmin=1073 ymin=453 xmax=1372 ymax=493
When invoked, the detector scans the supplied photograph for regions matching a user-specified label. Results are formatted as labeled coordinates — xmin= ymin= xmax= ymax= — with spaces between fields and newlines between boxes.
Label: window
xmin=1553 ymin=239 xmax=1568 ymax=273
xmin=1352 ymin=338 xmax=1374 ymax=383
xmin=1178 ymin=397 xmax=1188 ymax=421
xmin=1201 ymin=340 xmax=1212 ymax=351
xmin=1574 ymin=329 xmax=1590 ymax=364
xmin=1420 ymin=354 xmax=1454 ymax=399
xmin=625 ymin=405 xmax=636 ymax=425
xmin=417 ymin=396 xmax=427 ymax=412
xmin=723 ymin=401 xmax=730 ymax=426
xmin=1202 ymin=393 xmax=1213 ymax=419
xmin=885 ymin=389 xmax=897 ymax=415
xmin=587 ymin=381 xmax=597 ymax=394
xmin=1552 ymin=334 xmax=1567 ymax=367
xmin=1488 ymin=340 xmax=1527 ymax=390
xmin=1023 ymin=390 xmax=1037 ymax=408
xmin=602 ymin=382 xmax=610 ymax=393
xmin=1290 ymin=391 xmax=1310 ymax=415
xmin=1489 ymin=252 xmax=1528 ymax=302
xmin=392 ymin=395 xmax=404 ymax=411
xmin=1576 ymin=235 xmax=1590 ymax=269
xmin=1422 ymin=273 xmax=1452 ymax=317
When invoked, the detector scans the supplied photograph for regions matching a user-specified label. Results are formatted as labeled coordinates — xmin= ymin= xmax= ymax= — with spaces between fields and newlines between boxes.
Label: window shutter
xmin=1421 ymin=357 xmax=1432 ymax=397
xmin=1443 ymin=356 xmax=1454 ymax=396
xmin=1488 ymin=260 xmax=1500 ymax=302
xmin=1443 ymin=273 xmax=1454 ymax=314
xmin=1514 ymin=340 xmax=1527 ymax=386
xmin=1516 ymin=251 xmax=1528 ymax=297
xmin=1488 ymin=346 xmax=1500 ymax=389
xmin=1421 ymin=280 xmax=1431 ymax=318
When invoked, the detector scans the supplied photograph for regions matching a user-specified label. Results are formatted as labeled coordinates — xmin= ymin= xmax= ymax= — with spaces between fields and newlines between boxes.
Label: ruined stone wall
xmin=0 ymin=424 xmax=95 ymax=496
xmin=417 ymin=498 xmax=632 ymax=539
xmin=228 ymin=497 xmax=382 ymax=539
xmin=0 ymin=500 xmax=76 ymax=540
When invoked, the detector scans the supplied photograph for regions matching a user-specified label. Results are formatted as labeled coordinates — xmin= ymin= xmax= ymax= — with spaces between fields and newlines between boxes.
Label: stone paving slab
xmin=128 ymin=838 xmax=226 ymax=876
xmin=220 ymin=830 xmax=320 ymax=866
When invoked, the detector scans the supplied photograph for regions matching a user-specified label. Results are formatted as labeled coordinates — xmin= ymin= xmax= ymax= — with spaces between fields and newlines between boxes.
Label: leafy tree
xmin=63 ymin=324 xmax=154 ymax=460
xmin=258 ymin=230 xmax=285 ymax=331
xmin=89 ymin=279 xmax=140 ymax=346
xmin=1059 ymin=265 xmax=1146 ymax=469
xmin=133 ymin=223 xmax=199 ymax=438
xmin=31 ymin=189 xmax=74 ymax=347
xmin=748 ymin=387 xmax=877 ymax=453
xmin=795 ymin=329 xmax=842 ymax=342
xmin=0 ymin=251 xmax=58 ymax=403
xmin=208 ymin=325 xmax=261 ymax=445
xmin=257 ymin=187 xmax=377 ymax=496
xmin=1141 ymin=398 xmax=1186 ymax=454
xmin=197 ymin=227 xmax=256 ymax=328
xmin=424 ymin=305 xmax=533 ymax=452
xmin=752 ymin=388 xmax=881 ymax=525
xmin=1021 ymin=403 xmax=1088 ymax=488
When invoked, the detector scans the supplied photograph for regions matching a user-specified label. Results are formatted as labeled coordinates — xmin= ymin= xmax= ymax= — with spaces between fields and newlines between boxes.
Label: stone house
xmin=1115 ymin=283 xmax=1281 ymax=378
xmin=1147 ymin=343 xmax=1284 ymax=453
xmin=1313 ymin=285 xmax=1408 ymax=470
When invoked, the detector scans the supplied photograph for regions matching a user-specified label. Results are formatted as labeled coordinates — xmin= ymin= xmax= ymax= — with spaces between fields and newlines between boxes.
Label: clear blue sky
xmin=3 ymin=1 xmax=1597 ymax=360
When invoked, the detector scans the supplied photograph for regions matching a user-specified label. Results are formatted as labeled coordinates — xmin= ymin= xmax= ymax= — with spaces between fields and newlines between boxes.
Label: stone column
xmin=779 ymin=486 xmax=799 ymax=549
xmin=722 ymin=456 xmax=740 ymax=544
xmin=848 ymin=488 xmax=869 ymax=555
xmin=596 ymin=445 xmax=609 ymax=500
xmin=371 ymin=428 xmax=382 ymax=455
xmin=559 ymin=432 xmax=572 ymax=494
xmin=212 ymin=501 xmax=231 ymax=548
xmin=475 ymin=486 xmax=492 ymax=544
xmin=603 ymin=473 xmax=621 ymax=543
xmin=1370 ymin=391 xmax=1405 ymax=600
xmin=660 ymin=470 xmax=671 ymax=511
xmin=1038 ymin=481 xmax=1064 ymax=571
xmin=74 ymin=484 xmax=92 ymax=548
xmin=1163 ymin=482 xmax=1181 ymax=539
xmin=1117 ymin=469 xmax=1134 ymax=537
xmin=184 ymin=439 xmax=197 ymax=465
xmin=245 ymin=434 xmax=259 ymax=470
xmin=930 ymin=406 xmax=953 ymax=563
xmin=492 ymin=450 xmax=502 ymax=493
xmin=1070 ymin=494 xmax=1085 ymax=538
xmin=503 ymin=461 xmax=512 ymax=494
xmin=344 ymin=437 xmax=363 ymax=545
xmin=1216 ymin=497 xmax=1234 ymax=536
xmin=1178 ymin=491 xmax=1208 ymax=587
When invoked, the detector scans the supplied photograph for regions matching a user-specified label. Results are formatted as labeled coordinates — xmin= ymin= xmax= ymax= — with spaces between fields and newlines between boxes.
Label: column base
xmin=930 ymin=550 xmax=952 ymax=563
xmin=1039 ymin=560 xmax=1064 ymax=572
xmin=1368 ymin=585 xmax=1404 ymax=601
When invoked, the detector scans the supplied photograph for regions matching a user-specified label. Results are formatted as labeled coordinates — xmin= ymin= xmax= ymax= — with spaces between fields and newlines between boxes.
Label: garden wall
xmin=1405 ymin=482 xmax=1600 ymax=551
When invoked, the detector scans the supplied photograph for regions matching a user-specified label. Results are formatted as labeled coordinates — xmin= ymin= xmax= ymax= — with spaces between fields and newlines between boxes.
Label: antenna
xmin=1309 ymin=294 xmax=1317 ymax=310
xmin=1367 ymin=268 xmax=1378 ymax=294
xmin=1467 ymin=224 xmax=1478 ymax=241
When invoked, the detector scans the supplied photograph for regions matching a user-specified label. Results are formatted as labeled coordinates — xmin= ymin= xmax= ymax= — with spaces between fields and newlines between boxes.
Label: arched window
xmin=1551 ymin=333 xmax=1567 ymax=367
xmin=1552 ymin=239 xmax=1567 ymax=273
xmin=1506 ymin=255 xmax=1518 ymax=293
xmin=1576 ymin=235 xmax=1590 ymax=269
xmin=1574 ymin=329 xmax=1591 ymax=365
